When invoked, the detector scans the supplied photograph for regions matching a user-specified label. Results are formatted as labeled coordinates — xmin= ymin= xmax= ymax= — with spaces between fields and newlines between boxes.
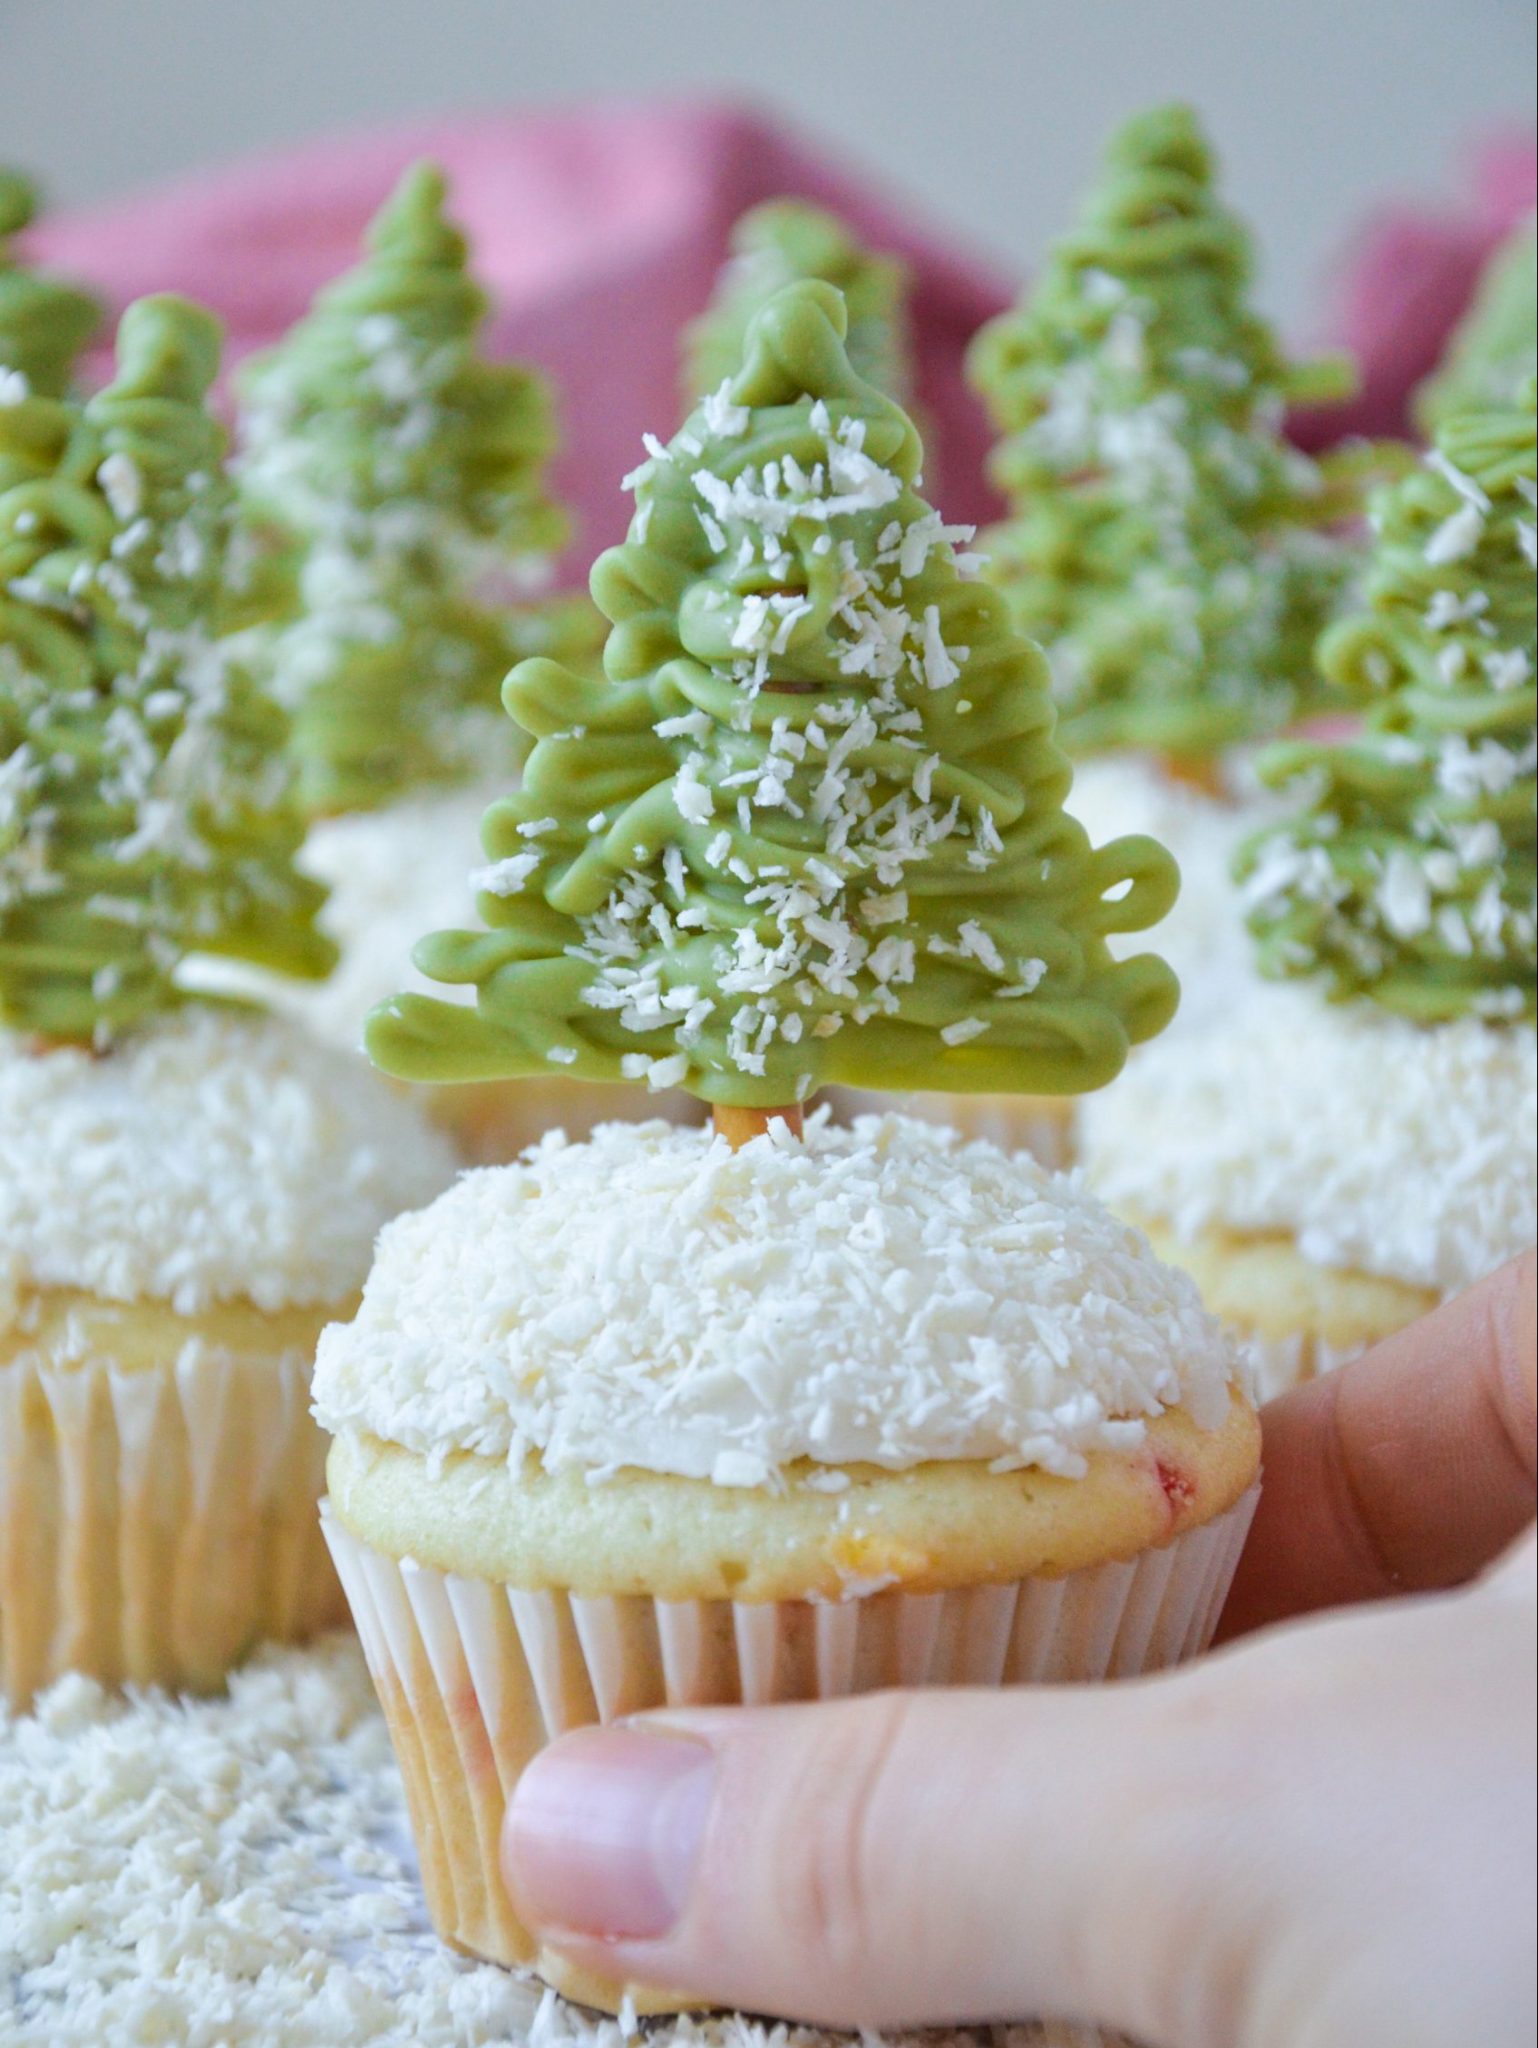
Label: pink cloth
xmin=28 ymin=101 xmax=1538 ymax=559
xmin=28 ymin=100 xmax=1015 ymax=576
xmin=1292 ymin=132 xmax=1536 ymax=449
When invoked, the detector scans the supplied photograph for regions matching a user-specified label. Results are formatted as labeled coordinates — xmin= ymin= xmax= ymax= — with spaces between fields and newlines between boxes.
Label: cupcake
xmin=0 ymin=295 xmax=457 ymax=1706
xmin=317 ymin=1114 xmax=1257 ymax=2014
xmin=870 ymin=103 xmax=1370 ymax=1164
xmin=315 ymin=281 xmax=1258 ymax=2018
xmin=227 ymin=162 xmax=621 ymax=1161
xmin=1084 ymin=388 xmax=1537 ymax=1396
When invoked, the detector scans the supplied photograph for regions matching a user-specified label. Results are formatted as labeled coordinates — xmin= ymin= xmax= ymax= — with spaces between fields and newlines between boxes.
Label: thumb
xmin=501 ymin=1678 xmax=1235 ymax=2037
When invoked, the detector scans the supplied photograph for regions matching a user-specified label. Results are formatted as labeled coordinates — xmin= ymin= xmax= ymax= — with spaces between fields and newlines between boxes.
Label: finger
xmin=1219 ymin=1251 xmax=1536 ymax=1640
xmin=502 ymin=1678 xmax=1238 ymax=2038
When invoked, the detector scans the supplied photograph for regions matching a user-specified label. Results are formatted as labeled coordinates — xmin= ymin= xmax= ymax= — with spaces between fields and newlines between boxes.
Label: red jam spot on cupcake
xmin=1155 ymin=1456 xmax=1196 ymax=1521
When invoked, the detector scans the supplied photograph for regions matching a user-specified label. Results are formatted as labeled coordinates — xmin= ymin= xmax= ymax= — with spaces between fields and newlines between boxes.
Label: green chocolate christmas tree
xmin=683 ymin=199 xmax=913 ymax=407
xmin=1239 ymin=382 xmax=1536 ymax=1024
xmin=1415 ymin=214 xmax=1537 ymax=440
xmin=968 ymin=104 xmax=1360 ymax=764
xmin=234 ymin=161 xmax=577 ymax=816
xmin=0 ymin=295 xmax=333 ymax=1044
xmin=0 ymin=168 xmax=103 ymax=399
xmin=367 ymin=281 xmax=1179 ymax=1121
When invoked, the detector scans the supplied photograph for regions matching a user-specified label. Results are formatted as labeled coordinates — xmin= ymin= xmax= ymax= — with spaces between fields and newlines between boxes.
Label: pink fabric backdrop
xmin=1291 ymin=131 xmax=1536 ymax=448
xmin=27 ymin=101 xmax=1013 ymax=577
xmin=26 ymin=99 xmax=1537 ymax=572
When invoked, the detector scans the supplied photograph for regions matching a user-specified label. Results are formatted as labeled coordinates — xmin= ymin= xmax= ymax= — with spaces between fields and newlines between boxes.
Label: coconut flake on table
xmin=0 ymin=1635 xmax=1103 ymax=2048
xmin=312 ymin=1111 xmax=1240 ymax=1487
xmin=0 ymin=1008 xmax=457 ymax=1318
xmin=1080 ymin=979 xmax=1537 ymax=1296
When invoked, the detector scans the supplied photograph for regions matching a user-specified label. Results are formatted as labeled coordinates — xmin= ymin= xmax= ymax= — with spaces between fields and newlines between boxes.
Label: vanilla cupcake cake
xmin=1086 ymin=388 xmax=1537 ymax=1394
xmin=1081 ymin=983 xmax=1536 ymax=1395
xmin=0 ymin=295 xmax=457 ymax=1706
xmin=312 ymin=283 xmax=1258 ymax=2026
xmin=316 ymin=1114 xmax=1258 ymax=2011
xmin=0 ymin=1012 xmax=455 ymax=1706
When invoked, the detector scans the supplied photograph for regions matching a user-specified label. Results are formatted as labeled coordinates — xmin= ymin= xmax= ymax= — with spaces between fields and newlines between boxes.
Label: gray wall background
xmin=3 ymin=0 xmax=1534 ymax=321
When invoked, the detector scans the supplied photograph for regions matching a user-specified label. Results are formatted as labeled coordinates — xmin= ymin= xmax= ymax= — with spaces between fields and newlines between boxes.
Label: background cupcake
xmin=843 ymin=103 xmax=1373 ymax=1164
xmin=1084 ymin=384 xmax=1537 ymax=1394
xmin=315 ymin=281 xmax=1258 ymax=2022
xmin=227 ymin=162 xmax=653 ymax=1161
xmin=0 ymin=294 xmax=456 ymax=1707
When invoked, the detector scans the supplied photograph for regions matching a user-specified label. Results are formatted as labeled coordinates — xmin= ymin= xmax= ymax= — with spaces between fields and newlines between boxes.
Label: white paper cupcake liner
xmin=324 ymin=1483 xmax=1257 ymax=2023
xmin=0 ymin=1343 xmax=346 ymax=1708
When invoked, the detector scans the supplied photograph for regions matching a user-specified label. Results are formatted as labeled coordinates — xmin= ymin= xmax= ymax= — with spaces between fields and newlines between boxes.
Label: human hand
xmin=501 ymin=1255 xmax=1537 ymax=2046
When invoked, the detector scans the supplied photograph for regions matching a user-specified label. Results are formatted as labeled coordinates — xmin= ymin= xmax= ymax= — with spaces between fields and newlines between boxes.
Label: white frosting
xmin=1067 ymin=752 xmax=1262 ymax=1028
xmin=1081 ymin=981 xmax=1538 ymax=1295
xmin=0 ymin=1010 xmax=459 ymax=1317
xmin=296 ymin=781 xmax=498 ymax=1050
xmin=313 ymin=1112 xmax=1240 ymax=1486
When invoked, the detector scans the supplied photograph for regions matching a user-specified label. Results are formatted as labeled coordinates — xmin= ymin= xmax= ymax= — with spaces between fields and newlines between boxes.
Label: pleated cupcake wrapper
xmin=324 ymin=1484 xmax=1257 ymax=2021
xmin=0 ymin=1345 xmax=347 ymax=1709
xmin=827 ymin=1088 xmax=1076 ymax=1171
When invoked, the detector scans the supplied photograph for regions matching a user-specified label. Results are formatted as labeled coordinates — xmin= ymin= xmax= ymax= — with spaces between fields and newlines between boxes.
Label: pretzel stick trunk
xmin=713 ymin=1102 xmax=806 ymax=1150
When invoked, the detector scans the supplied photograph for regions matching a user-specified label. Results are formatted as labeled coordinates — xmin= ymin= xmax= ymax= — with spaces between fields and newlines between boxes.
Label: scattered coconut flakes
xmin=0 ymin=1636 xmax=1100 ymax=2048
xmin=0 ymin=1009 xmax=457 ymax=1318
xmin=313 ymin=1112 xmax=1240 ymax=1485
xmin=1080 ymin=980 xmax=1537 ymax=1296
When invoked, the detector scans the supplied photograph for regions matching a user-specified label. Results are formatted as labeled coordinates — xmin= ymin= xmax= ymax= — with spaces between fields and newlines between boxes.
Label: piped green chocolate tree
xmin=1239 ymin=382 xmax=1537 ymax=1023
xmin=968 ymin=104 xmax=1360 ymax=764
xmin=368 ymin=281 xmax=1179 ymax=1123
xmin=683 ymin=199 xmax=913 ymax=407
xmin=234 ymin=161 xmax=576 ymax=815
xmin=1415 ymin=214 xmax=1537 ymax=439
xmin=0 ymin=295 xmax=333 ymax=1044
xmin=0 ymin=168 xmax=102 ymax=398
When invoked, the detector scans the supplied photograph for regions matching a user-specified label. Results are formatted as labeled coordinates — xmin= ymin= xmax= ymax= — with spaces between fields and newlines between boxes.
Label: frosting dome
xmin=0 ymin=1010 xmax=458 ymax=1317
xmin=311 ymin=1112 xmax=1241 ymax=1486
xmin=1080 ymin=981 xmax=1537 ymax=1295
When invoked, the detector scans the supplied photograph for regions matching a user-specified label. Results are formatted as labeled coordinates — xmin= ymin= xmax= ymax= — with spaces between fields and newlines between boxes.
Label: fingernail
xmin=503 ymin=1724 xmax=715 ymax=1940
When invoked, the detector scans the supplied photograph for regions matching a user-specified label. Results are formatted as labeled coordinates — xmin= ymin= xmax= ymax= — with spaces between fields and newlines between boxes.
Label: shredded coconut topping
xmin=0 ymin=1010 xmax=457 ymax=1317
xmin=1081 ymin=982 xmax=1537 ymax=1294
xmin=0 ymin=1636 xmax=1095 ymax=2048
xmin=313 ymin=1113 xmax=1239 ymax=1486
